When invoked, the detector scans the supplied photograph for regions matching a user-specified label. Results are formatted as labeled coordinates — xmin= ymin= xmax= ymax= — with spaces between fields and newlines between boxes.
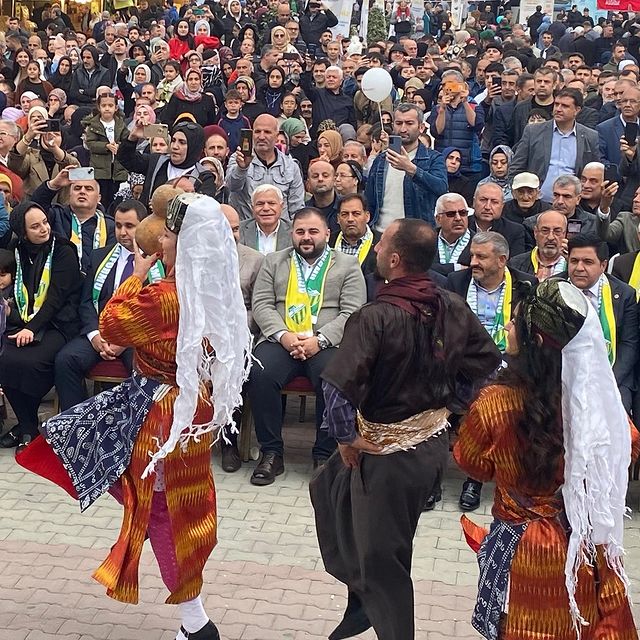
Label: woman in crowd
xmin=200 ymin=156 xmax=227 ymax=203
xmin=442 ymin=146 xmax=474 ymax=205
xmin=477 ymin=144 xmax=514 ymax=202
xmin=258 ymin=66 xmax=287 ymax=117
xmin=0 ymin=201 xmax=81 ymax=451
xmin=455 ymin=278 xmax=638 ymax=640
xmin=233 ymin=75 xmax=263 ymax=123
xmin=193 ymin=19 xmax=221 ymax=50
xmin=317 ymin=129 xmax=343 ymax=169
xmin=221 ymin=0 xmax=250 ymax=44
xmin=13 ymin=49 xmax=33 ymax=88
xmin=8 ymin=105 xmax=79 ymax=199
xmin=168 ymin=19 xmax=195 ymax=73
xmin=16 ymin=60 xmax=53 ymax=103
xmin=108 ymin=172 xmax=145 ymax=215
xmin=117 ymin=63 xmax=153 ymax=117
xmin=281 ymin=117 xmax=315 ymax=178
xmin=270 ymin=26 xmax=296 ymax=54
xmin=46 ymin=88 xmax=67 ymax=122
xmin=46 ymin=55 xmax=73 ymax=94
xmin=161 ymin=68 xmax=218 ymax=128
xmin=334 ymin=160 xmax=364 ymax=196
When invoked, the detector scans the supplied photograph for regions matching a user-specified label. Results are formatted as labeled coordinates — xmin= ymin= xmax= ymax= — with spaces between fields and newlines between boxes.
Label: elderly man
xmin=447 ymin=232 xmax=535 ymax=511
xmin=306 ymin=160 xmax=340 ymax=233
xmin=432 ymin=193 xmax=472 ymax=275
xmin=248 ymin=207 xmax=366 ymax=485
xmin=580 ymin=162 xmax=608 ymax=214
xmin=509 ymin=210 xmax=568 ymax=280
xmin=31 ymin=167 xmax=115 ymax=274
xmin=367 ymin=103 xmax=448 ymax=230
xmin=597 ymin=184 xmax=640 ymax=254
xmin=597 ymin=85 xmax=640 ymax=168
xmin=227 ymin=114 xmax=305 ymax=221
xmin=342 ymin=140 xmax=367 ymax=166
xmin=239 ymin=184 xmax=292 ymax=255
xmin=525 ymin=175 xmax=598 ymax=238
xmin=502 ymin=172 xmax=551 ymax=226
xmin=568 ymin=234 xmax=638 ymax=411
xmin=0 ymin=120 xmax=20 ymax=167
xmin=468 ymin=183 xmax=526 ymax=257
xmin=331 ymin=193 xmax=379 ymax=275
xmin=301 ymin=65 xmax=357 ymax=130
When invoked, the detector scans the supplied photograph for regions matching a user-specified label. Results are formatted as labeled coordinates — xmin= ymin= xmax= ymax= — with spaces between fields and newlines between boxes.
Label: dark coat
xmin=468 ymin=215 xmax=526 ymax=258
xmin=78 ymin=243 xmax=119 ymax=335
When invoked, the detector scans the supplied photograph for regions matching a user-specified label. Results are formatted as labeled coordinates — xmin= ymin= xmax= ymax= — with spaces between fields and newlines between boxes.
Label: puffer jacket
xmin=428 ymin=100 xmax=484 ymax=175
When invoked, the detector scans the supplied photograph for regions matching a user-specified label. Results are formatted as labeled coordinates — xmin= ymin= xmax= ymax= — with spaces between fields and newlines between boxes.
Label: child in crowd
xmin=156 ymin=60 xmax=183 ymax=110
xmin=217 ymin=88 xmax=251 ymax=152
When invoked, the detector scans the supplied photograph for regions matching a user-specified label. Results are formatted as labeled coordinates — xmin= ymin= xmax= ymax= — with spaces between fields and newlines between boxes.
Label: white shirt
xmin=376 ymin=148 xmax=417 ymax=232
xmin=101 ymin=119 xmax=115 ymax=144
xmin=87 ymin=246 xmax=134 ymax=341
xmin=583 ymin=281 xmax=600 ymax=311
xmin=257 ymin=221 xmax=280 ymax=255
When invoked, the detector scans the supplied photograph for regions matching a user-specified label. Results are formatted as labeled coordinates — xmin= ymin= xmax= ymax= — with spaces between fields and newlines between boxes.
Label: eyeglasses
xmin=537 ymin=227 xmax=565 ymax=236
xmin=439 ymin=209 xmax=467 ymax=218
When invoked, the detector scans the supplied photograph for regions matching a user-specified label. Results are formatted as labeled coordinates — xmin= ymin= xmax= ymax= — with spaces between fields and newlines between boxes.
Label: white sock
xmin=179 ymin=595 xmax=209 ymax=635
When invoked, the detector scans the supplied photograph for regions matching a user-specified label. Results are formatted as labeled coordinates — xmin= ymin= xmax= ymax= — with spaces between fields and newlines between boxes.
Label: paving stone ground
xmin=2 ymin=396 xmax=640 ymax=639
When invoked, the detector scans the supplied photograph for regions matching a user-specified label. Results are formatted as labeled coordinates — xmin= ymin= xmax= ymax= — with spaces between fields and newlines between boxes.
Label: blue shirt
xmin=540 ymin=123 xmax=578 ymax=202
xmin=476 ymin=281 xmax=505 ymax=333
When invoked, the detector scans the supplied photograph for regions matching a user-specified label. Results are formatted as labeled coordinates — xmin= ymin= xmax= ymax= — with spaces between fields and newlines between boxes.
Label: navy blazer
xmin=597 ymin=115 xmax=625 ymax=169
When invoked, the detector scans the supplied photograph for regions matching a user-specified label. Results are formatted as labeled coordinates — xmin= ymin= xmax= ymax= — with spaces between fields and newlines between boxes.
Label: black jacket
xmin=79 ymin=243 xmax=119 ymax=335
xmin=298 ymin=9 xmax=338 ymax=45
xmin=468 ymin=215 xmax=526 ymax=258
xmin=300 ymin=74 xmax=357 ymax=130
xmin=69 ymin=65 xmax=111 ymax=105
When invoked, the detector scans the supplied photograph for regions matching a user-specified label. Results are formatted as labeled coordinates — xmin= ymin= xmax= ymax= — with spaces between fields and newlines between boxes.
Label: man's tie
xmin=120 ymin=254 xmax=134 ymax=285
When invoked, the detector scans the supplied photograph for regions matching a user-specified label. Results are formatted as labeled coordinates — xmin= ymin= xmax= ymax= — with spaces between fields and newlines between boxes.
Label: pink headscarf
xmin=135 ymin=103 xmax=157 ymax=125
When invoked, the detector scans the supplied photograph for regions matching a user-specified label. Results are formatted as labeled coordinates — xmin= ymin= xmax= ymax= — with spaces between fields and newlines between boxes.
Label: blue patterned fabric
xmin=41 ymin=373 xmax=161 ymax=512
xmin=472 ymin=519 xmax=529 ymax=640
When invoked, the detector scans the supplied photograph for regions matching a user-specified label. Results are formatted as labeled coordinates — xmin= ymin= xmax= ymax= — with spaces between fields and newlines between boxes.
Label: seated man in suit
xmin=331 ymin=193 xmax=379 ymax=276
xmin=248 ymin=207 xmax=366 ymax=485
xmin=432 ymin=192 xmax=472 ymax=275
xmin=218 ymin=203 xmax=264 ymax=473
xmin=239 ymin=184 xmax=292 ymax=255
xmin=568 ymin=234 xmax=638 ymax=412
xmin=468 ymin=182 xmax=526 ymax=258
xmin=54 ymin=200 xmax=150 ymax=411
xmin=509 ymin=210 xmax=568 ymax=280
xmin=446 ymin=231 xmax=536 ymax=512
xmin=509 ymin=87 xmax=601 ymax=203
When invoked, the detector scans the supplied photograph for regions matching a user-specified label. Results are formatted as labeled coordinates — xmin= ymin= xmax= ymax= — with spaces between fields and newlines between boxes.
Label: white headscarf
xmin=142 ymin=193 xmax=252 ymax=476
xmin=559 ymin=281 xmax=631 ymax=633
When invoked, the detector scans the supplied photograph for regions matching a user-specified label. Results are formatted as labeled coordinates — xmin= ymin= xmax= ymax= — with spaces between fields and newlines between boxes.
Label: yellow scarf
xmin=336 ymin=230 xmax=373 ymax=265
xmin=70 ymin=211 xmax=108 ymax=266
xmin=598 ymin=276 xmax=617 ymax=366
xmin=628 ymin=251 xmax=640 ymax=301
xmin=284 ymin=249 xmax=331 ymax=335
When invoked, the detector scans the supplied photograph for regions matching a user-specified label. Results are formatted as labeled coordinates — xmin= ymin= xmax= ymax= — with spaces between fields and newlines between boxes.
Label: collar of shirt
xmin=552 ymin=121 xmax=577 ymax=137
xmin=340 ymin=226 xmax=372 ymax=254
xmin=619 ymin=114 xmax=640 ymax=128
xmin=257 ymin=221 xmax=280 ymax=240
xmin=476 ymin=279 xmax=506 ymax=296
xmin=586 ymin=280 xmax=600 ymax=300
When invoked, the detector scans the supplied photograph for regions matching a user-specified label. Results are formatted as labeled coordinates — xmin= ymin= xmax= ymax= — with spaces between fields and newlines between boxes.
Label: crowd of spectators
xmin=1 ymin=0 xmax=640 ymax=505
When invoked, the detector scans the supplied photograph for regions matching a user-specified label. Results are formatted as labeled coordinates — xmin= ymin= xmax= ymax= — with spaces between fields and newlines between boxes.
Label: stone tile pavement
xmin=1 ymin=397 xmax=640 ymax=639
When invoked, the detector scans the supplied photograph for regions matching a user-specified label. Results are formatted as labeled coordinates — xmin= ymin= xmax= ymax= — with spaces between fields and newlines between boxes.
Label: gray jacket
xmin=252 ymin=248 xmax=366 ymax=347
xmin=237 ymin=243 xmax=264 ymax=335
xmin=226 ymin=148 xmax=305 ymax=221
xmin=239 ymin=219 xmax=292 ymax=253
xmin=597 ymin=210 xmax=640 ymax=254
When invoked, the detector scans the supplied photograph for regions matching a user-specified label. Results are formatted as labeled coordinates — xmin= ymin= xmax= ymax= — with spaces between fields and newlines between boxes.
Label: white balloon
xmin=361 ymin=67 xmax=393 ymax=103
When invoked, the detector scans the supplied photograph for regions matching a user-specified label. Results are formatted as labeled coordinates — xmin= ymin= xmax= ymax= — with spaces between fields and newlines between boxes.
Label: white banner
xmin=360 ymin=0 xmax=370 ymax=42
xmin=324 ymin=0 xmax=354 ymax=38
xmin=519 ymin=0 xmax=554 ymax=24
xmin=388 ymin=0 xmax=424 ymax=37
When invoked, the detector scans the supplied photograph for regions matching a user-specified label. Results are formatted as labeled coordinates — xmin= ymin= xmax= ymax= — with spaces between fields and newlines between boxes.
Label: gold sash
xmin=357 ymin=407 xmax=450 ymax=455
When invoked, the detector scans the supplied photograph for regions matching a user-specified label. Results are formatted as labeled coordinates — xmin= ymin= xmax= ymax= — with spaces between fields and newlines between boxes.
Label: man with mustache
xmin=248 ymin=207 xmax=366 ymax=485
xmin=509 ymin=210 xmax=568 ymax=280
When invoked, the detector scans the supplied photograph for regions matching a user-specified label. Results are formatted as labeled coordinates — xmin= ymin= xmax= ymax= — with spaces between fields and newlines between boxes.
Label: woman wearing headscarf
xmin=232 ymin=75 xmax=264 ymax=123
xmin=0 ymin=201 xmax=81 ymax=451
xmin=200 ymin=156 xmax=227 ymax=203
xmin=455 ymin=278 xmax=639 ymax=640
xmin=270 ymin=25 xmax=297 ymax=54
xmin=161 ymin=68 xmax=218 ymax=128
xmin=257 ymin=66 xmax=287 ymax=117
xmin=168 ymin=19 xmax=196 ymax=73
xmin=193 ymin=19 xmax=221 ymax=51
xmin=221 ymin=0 xmax=250 ymax=45
xmin=107 ymin=172 xmax=146 ymax=216
xmin=316 ymin=129 xmax=344 ymax=169
xmin=281 ymin=117 xmax=316 ymax=178
xmin=117 ymin=121 xmax=217 ymax=206
xmin=477 ymin=144 xmax=514 ymax=202
xmin=47 ymin=88 xmax=67 ymax=121
xmin=334 ymin=160 xmax=364 ymax=196
xmin=442 ymin=146 xmax=473 ymax=205
xmin=8 ymin=105 xmax=79 ymax=199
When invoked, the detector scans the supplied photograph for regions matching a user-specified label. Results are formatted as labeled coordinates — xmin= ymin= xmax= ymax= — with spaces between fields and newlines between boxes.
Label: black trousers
xmin=54 ymin=336 xmax=134 ymax=411
xmin=310 ymin=433 xmax=449 ymax=640
xmin=247 ymin=341 xmax=337 ymax=459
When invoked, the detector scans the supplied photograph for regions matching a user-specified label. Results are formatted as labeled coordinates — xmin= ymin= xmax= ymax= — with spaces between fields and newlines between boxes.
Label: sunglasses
xmin=440 ymin=208 xmax=467 ymax=218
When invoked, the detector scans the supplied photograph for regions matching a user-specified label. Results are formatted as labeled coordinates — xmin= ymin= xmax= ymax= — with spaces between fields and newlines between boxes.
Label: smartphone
xmin=153 ymin=45 xmax=162 ymax=54
xmin=68 ymin=167 xmax=95 ymax=181
xmin=307 ymin=43 xmax=318 ymax=56
xmin=44 ymin=119 xmax=60 ymax=132
xmin=492 ymin=76 xmax=502 ymax=87
xmin=282 ymin=52 xmax=298 ymax=61
xmin=409 ymin=57 xmax=423 ymax=67
xmin=444 ymin=81 xmax=464 ymax=94
xmin=604 ymin=164 xmax=619 ymax=184
xmin=193 ymin=7 xmax=205 ymax=14
xmin=625 ymin=122 xmax=639 ymax=145
xmin=123 ymin=58 xmax=139 ymax=68
xmin=240 ymin=128 xmax=253 ymax=155
xmin=388 ymin=135 xmax=402 ymax=153
xmin=143 ymin=123 xmax=169 ymax=139
xmin=566 ymin=219 xmax=583 ymax=237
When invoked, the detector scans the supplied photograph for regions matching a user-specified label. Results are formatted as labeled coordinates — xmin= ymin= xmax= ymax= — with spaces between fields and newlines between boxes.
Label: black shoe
xmin=313 ymin=457 xmax=328 ymax=470
xmin=459 ymin=479 xmax=482 ymax=512
xmin=329 ymin=592 xmax=371 ymax=640
xmin=178 ymin=620 xmax=220 ymax=640
xmin=15 ymin=434 xmax=32 ymax=455
xmin=0 ymin=426 xmax=20 ymax=449
xmin=250 ymin=452 xmax=284 ymax=486
xmin=423 ymin=486 xmax=442 ymax=512
xmin=221 ymin=442 xmax=241 ymax=473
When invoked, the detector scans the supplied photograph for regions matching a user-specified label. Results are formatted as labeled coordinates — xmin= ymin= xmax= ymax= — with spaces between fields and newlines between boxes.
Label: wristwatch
xmin=316 ymin=332 xmax=330 ymax=350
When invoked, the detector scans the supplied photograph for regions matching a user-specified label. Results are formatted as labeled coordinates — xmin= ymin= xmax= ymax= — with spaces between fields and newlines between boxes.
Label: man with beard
xmin=310 ymin=219 xmax=501 ymax=640
xmin=248 ymin=207 xmax=366 ymax=485
xmin=509 ymin=210 xmax=568 ymax=280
